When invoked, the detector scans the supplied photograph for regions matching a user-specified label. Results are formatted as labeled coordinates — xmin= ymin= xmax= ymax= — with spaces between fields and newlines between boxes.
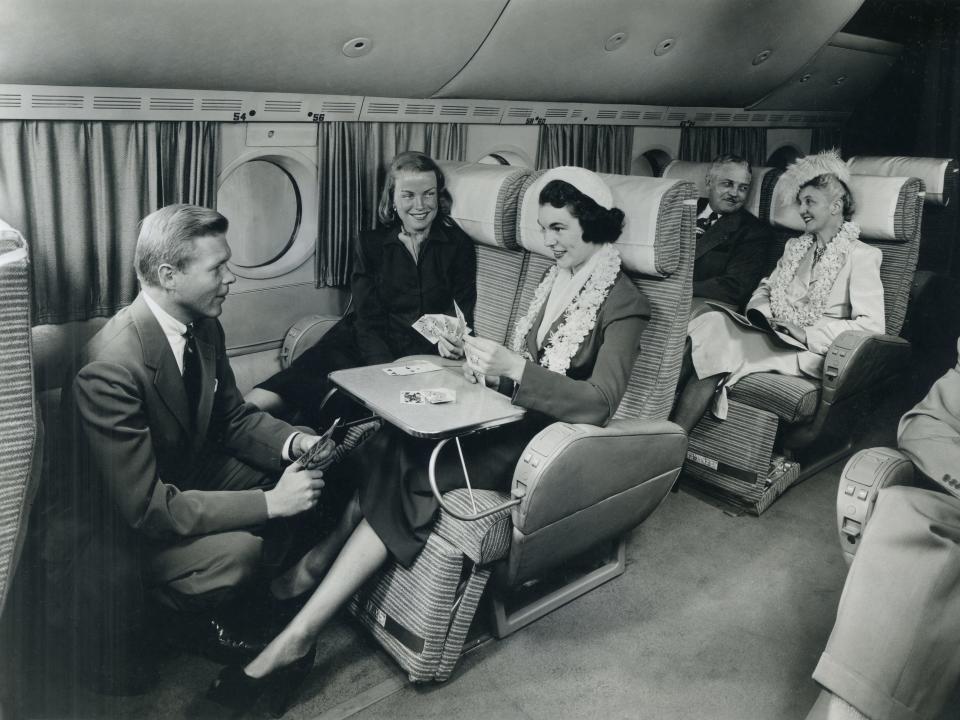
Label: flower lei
xmin=510 ymin=243 xmax=621 ymax=374
xmin=769 ymin=220 xmax=859 ymax=328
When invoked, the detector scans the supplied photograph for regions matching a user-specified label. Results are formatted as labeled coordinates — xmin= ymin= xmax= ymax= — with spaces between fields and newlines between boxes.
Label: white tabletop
xmin=329 ymin=356 xmax=526 ymax=439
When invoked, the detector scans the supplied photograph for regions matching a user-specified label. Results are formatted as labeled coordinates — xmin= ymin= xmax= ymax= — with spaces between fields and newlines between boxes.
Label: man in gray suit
xmin=49 ymin=204 xmax=332 ymax=692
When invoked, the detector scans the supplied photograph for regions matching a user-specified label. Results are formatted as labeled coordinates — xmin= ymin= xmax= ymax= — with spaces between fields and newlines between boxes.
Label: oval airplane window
xmin=217 ymin=159 xmax=301 ymax=268
xmin=634 ymin=149 xmax=672 ymax=177
xmin=767 ymin=145 xmax=803 ymax=170
xmin=476 ymin=147 xmax=533 ymax=168
xmin=217 ymin=148 xmax=318 ymax=280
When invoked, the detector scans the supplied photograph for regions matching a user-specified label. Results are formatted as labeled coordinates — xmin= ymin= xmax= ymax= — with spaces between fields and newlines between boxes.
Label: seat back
xmin=764 ymin=172 xmax=924 ymax=337
xmin=0 ymin=220 xmax=41 ymax=616
xmin=516 ymin=171 xmax=698 ymax=422
xmin=440 ymin=161 xmax=533 ymax=345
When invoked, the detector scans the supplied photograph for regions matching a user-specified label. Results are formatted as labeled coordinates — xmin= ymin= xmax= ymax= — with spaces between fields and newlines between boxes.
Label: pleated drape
xmin=0 ymin=121 xmax=219 ymax=324
xmin=535 ymin=124 xmax=634 ymax=173
xmin=678 ymin=126 xmax=768 ymax=168
xmin=314 ymin=122 xmax=466 ymax=287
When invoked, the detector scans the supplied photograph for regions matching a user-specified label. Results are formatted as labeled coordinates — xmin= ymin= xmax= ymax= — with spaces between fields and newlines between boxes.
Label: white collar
xmin=537 ymin=247 xmax=604 ymax=348
xmin=141 ymin=290 xmax=190 ymax=373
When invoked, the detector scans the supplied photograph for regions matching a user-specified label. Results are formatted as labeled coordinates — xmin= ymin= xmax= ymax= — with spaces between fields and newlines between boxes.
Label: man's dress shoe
xmin=167 ymin=613 xmax=268 ymax=665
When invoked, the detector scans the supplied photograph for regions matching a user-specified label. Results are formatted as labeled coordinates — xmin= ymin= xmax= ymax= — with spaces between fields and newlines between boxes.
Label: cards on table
xmin=412 ymin=301 xmax=467 ymax=345
xmin=400 ymin=388 xmax=456 ymax=405
xmin=382 ymin=360 xmax=441 ymax=376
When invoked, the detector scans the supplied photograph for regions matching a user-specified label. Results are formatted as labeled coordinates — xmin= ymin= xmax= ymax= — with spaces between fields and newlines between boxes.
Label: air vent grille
xmin=545 ymin=108 xmax=569 ymax=118
xmin=570 ymin=109 xmax=585 ymax=119
xmin=149 ymin=97 xmax=194 ymax=111
xmin=93 ymin=95 xmax=141 ymax=110
xmin=264 ymin=99 xmax=302 ymax=113
xmin=405 ymin=103 xmax=436 ymax=115
xmin=596 ymin=110 xmax=618 ymax=119
xmin=751 ymin=114 xmax=768 ymax=122
xmin=439 ymin=105 xmax=468 ymax=116
xmin=732 ymin=113 xmax=750 ymax=122
xmin=768 ymin=113 xmax=786 ymax=123
xmin=713 ymin=113 xmax=733 ymax=122
xmin=32 ymin=94 xmax=84 ymax=109
xmin=472 ymin=106 xmax=500 ymax=117
xmin=321 ymin=101 xmax=358 ymax=114
xmin=506 ymin=107 xmax=533 ymax=119
xmin=666 ymin=111 xmax=688 ymax=121
xmin=0 ymin=94 xmax=23 ymax=108
xmin=367 ymin=102 xmax=400 ymax=115
xmin=200 ymin=98 xmax=243 ymax=112
xmin=642 ymin=111 xmax=664 ymax=120
xmin=694 ymin=112 xmax=712 ymax=121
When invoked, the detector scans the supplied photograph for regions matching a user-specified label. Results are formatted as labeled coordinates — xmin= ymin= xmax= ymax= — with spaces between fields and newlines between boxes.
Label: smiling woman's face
xmin=537 ymin=203 xmax=600 ymax=272
xmin=393 ymin=170 xmax=439 ymax=234
xmin=797 ymin=185 xmax=839 ymax=236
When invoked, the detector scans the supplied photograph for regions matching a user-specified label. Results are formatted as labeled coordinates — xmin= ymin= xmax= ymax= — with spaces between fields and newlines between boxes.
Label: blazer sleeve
xmin=694 ymin=216 xmax=771 ymax=309
xmin=898 ymin=339 xmax=960 ymax=490
xmin=512 ymin=283 xmax=648 ymax=426
xmin=351 ymin=231 xmax=394 ymax=364
xmin=804 ymin=244 xmax=886 ymax=354
xmin=73 ymin=361 xmax=269 ymax=541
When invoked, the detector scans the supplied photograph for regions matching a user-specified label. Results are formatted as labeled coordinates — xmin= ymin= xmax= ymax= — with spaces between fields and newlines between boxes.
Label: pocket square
xmin=213 ymin=378 xmax=219 ymax=393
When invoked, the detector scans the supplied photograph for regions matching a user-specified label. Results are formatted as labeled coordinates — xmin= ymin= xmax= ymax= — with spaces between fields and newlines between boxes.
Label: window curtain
xmin=315 ymin=122 xmax=466 ymax=287
xmin=678 ymin=126 xmax=767 ymax=168
xmin=810 ymin=128 xmax=843 ymax=155
xmin=535 ymin=124 xmax=634 ymax=173
xmin=0 ymin=120 xmax=219 ymax=325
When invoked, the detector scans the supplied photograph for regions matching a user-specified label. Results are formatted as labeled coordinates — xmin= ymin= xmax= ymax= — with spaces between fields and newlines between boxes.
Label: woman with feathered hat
xmin=672 ymin=150 xmax=886 ymax=431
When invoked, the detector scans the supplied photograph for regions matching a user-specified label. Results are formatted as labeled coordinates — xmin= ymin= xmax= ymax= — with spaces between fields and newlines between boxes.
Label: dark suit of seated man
xmin=692 ymin=154 xmax=772 ymax=313
xmin=43 ymin=205 xmax=332 ymax=693
xmin=805 ymin=337 xmax=960 ymax=720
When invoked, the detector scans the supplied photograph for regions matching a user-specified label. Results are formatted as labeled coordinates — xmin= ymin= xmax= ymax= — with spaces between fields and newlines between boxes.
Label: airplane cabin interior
xmin=1 ymin=0 xmax=960 ymax=718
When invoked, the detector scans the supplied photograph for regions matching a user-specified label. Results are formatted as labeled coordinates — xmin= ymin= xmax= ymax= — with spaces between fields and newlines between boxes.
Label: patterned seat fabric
xmin=730 ymin=373 xmax=821 ymax=423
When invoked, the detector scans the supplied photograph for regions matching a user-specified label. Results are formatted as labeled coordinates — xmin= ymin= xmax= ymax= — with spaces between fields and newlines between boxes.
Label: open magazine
xmin=705 ymin=302 xmax=808 ymax=351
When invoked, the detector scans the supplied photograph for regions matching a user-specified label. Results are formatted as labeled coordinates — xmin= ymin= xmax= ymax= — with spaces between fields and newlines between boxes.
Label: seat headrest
xmin=767 ymin=174 xmax=923 ymax=242
xmin=517 ymin=170 xmax=696 ymax=277
xmin=847 ymin=156 xmax=956 ymax=207
xmin=0 ymin=219 xmax=27 ymax=266
xmin=661 ymin=160 xmax=772 ymax=219
xmin=439 ymin=161 xmax=532 ymax=249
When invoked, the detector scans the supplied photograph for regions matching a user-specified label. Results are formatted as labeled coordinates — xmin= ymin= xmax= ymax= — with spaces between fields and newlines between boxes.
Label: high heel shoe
xmin=267 ymin=644 xmax=317 ymax=718
xmin=206 ymin=664 xmax=272 ymax=718
xmin=206 ymin=644 xmax=316 ymax=719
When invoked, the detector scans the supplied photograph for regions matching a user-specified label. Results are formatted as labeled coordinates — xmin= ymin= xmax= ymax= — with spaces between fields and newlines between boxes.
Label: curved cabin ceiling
xmin=1 ymin=0 xmax=869 ymax=108
xmin=0 ymin=0 xmax=511 ymax=98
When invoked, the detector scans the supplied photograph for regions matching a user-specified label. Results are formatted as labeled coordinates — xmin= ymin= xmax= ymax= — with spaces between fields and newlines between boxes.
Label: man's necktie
xmin=182 ymin=326 xmax=202 ymax=422
xmin=696 ymin=211 xmax=721 ymax=236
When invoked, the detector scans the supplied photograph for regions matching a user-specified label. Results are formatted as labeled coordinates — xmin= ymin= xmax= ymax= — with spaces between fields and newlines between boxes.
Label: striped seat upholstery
xmin=0 ymin=223 xmax=40 ymax=616
xmin=732 ymin=373 xmax=821 ymax=423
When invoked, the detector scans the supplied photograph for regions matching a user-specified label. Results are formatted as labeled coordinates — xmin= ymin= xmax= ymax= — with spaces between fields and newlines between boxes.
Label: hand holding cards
xmin=412 ymin=300 xmax=467 ymax=345
xmin=296 ymin=417 xmax=340 ymax=469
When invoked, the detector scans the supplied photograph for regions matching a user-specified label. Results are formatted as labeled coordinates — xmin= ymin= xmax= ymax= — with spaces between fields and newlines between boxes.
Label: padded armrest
xmin=822 ymin=331 xmax=910 ymax=404
xmin=510 ymin=419 xmax=687 ymax=535
xmin=836 ymin=447 xmax=917 ymax=564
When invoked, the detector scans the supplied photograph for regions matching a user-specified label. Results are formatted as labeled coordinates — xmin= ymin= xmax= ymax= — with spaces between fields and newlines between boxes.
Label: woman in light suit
xmin=672 ymin=151 xmax=886 ymax=431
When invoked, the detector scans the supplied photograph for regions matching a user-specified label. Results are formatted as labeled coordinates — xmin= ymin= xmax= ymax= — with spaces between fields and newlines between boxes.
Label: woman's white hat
xmin=537 ymin=166 xmax=614 ymax=209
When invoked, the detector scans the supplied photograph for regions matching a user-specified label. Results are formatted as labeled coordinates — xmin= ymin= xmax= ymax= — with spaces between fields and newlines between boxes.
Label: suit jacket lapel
xmin=130 ymin=296 xmax=192 ymax=434
xmin=695 ymin=211 xmax=742 ymax=260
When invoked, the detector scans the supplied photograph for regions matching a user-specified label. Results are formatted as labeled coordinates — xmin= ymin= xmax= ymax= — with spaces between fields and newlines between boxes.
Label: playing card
xmin=453 ymin=301 xmax=466 ymax=341
xmin=382 ymin=360 xmax=441 ymax=376
xmin=423 ymin=388 xmax=456 ymax=404
xmin=412 ymin=314 xmax=447 ymax=344
xmin=400 ymin=390 xmax=426 ymax=405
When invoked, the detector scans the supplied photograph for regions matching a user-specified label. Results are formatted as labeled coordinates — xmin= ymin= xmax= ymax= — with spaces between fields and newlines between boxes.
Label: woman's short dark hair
xmin=538 ymin=179 xmax=624 ymax=244
xmin=799 ymin=174 xmax=856 ymax=221
xmin=377 ymin=151 xmax=453 ymax=226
